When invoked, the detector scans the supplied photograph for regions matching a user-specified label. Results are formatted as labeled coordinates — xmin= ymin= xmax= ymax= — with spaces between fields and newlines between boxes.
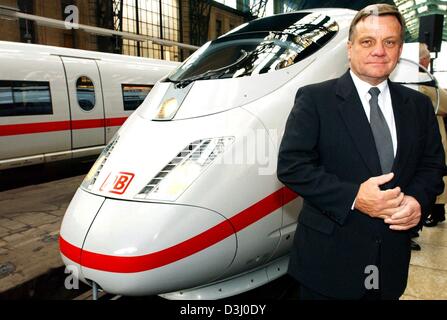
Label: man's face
xmin=420 ymin=54 xmax=430 ymax=69
xmin=347 ymin=15 xmax=403 ymax=85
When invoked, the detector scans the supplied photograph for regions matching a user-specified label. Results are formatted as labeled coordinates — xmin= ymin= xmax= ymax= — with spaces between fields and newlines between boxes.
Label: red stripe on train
xmin=59 ymin=187 xmax=299 ymax=273
xmin=0 ymin=121 xmax=71 ymax=136
xmin=71 ymin=119 xmax=105 ymax=130
xmin=0 ymin=117 xmax=128 ymax=136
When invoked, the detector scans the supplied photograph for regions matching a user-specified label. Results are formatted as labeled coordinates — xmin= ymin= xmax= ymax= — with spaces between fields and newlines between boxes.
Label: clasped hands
xmin=354 ymin=172 xmax=421 ymax=230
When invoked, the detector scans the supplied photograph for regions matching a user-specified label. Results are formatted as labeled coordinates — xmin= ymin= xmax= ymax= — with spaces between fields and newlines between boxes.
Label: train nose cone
xmin=59 ymin=188 xmax=105 ymax=283
xmin=76 ymin=198 xmax=237 ymax=296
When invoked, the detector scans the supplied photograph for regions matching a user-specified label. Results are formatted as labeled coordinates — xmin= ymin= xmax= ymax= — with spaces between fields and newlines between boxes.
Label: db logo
xmin=100 ymin=172 xmax=135 ymax=195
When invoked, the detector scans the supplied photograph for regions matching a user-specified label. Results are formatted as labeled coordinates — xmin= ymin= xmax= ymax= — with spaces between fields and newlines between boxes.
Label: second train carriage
xmin=0 ymin=41 xmax=179 ymax=170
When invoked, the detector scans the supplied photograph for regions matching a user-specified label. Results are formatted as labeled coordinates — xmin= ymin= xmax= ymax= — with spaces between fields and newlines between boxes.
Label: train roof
xmin=0 ymin=40 xmax=180 ymax=66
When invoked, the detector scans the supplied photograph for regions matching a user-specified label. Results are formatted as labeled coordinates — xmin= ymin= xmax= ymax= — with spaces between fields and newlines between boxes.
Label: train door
xmin=0 ymin=53 xmax=70 ymax=169
xmin=61 ymin=57 xmax=105 ymax=149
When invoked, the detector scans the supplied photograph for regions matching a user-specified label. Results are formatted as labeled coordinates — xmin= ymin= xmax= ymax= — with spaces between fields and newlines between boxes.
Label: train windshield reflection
xmin=168 ymin=12 xmax=338 ymax=88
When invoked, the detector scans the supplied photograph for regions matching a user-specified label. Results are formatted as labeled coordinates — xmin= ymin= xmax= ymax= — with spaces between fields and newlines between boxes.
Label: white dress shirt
xmin=350 ymin=70 xmax=397 ymax=156
xmin=349 ymin=71 xmax=398 ymax=210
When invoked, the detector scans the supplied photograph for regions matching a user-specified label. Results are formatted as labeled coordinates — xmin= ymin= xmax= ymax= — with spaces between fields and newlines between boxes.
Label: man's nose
xmin=371 ymin=42 xmax=386 ymax=56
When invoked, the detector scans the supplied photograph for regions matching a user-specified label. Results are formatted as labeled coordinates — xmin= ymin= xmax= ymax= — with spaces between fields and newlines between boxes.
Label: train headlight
xmin=153 ymin=98 xmax=179 ymax=120
xmin=81 ymin=135 xmax=120 ymax=191
xmin=135 ymin=137 xmax=234 ymax=201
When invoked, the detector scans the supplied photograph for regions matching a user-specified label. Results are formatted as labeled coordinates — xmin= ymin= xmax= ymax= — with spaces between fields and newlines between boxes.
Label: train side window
xmin=121 ymin=84 xmax=153 ymax=111
xmin=76 ymin=76 xmax=96 ymax=111
xmin=0 ymin=80 xmax=53 ymax=117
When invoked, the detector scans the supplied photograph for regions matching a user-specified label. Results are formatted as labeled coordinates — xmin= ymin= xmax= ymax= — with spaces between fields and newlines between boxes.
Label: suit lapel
xmin=388 ymin=80 xmax=414 ymax=180
xmin=336 ymin=71 xmax=382 ymax=176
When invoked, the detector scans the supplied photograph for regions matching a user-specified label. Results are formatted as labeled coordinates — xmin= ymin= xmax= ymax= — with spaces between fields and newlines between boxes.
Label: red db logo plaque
xmin=100 ymin=172 xmax=135 ymax=195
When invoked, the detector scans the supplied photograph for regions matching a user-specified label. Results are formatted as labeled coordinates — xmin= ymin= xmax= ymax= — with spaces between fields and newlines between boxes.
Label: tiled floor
xmin=401 ymin=220 xmax=447 ymax=300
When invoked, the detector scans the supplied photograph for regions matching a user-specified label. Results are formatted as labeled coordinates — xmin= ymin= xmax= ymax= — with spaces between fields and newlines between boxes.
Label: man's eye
xmin=361 ymin=40 xmax=372 ymax=47
xmin=384 ymin=40 xmax=397 ymax=48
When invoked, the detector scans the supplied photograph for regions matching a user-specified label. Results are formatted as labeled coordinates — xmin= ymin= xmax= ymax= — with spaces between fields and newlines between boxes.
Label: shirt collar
xmin=349 ymin=70 xmax=388 ymax=99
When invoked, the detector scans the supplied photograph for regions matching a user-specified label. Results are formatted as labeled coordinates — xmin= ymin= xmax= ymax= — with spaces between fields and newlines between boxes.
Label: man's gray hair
xmin=348 ymin=4 xmax=406 ymax=42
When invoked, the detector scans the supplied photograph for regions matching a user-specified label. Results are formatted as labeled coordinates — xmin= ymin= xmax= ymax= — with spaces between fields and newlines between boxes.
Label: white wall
xmin=434 ymin=41 xmax=447 ymax=89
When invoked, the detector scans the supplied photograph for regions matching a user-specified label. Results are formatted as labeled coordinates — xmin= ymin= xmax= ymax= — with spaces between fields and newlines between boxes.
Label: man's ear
xmin=347 ymin=41 xmax=352 ymax=60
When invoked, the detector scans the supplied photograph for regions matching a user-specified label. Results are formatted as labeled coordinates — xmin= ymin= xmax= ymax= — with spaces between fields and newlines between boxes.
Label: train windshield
xmin=168 ymin=12 xmax=338 ymax=87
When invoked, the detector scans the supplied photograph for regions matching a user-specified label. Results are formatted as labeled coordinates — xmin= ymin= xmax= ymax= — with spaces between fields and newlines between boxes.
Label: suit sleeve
xmin=404 ymin=94 xmax=446 ymax=219
xmin=277 ymin=87 xmax=359 ymax=226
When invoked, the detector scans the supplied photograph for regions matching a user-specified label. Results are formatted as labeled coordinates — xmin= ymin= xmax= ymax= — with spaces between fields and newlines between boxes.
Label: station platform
xmin=402 ymin=222 xmax=447 ymax=299
xmin=0 ymin=174 xmax=446 ymax=299
xmin=0 ymin=175 xmax=84 ymax=298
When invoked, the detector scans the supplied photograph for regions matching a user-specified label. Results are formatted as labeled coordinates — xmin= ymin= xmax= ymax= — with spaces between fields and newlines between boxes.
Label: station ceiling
xmin=394 ymin=0 xmax=447 ymax=42
xmin=294 ymin=0 xmax=447 ymax=42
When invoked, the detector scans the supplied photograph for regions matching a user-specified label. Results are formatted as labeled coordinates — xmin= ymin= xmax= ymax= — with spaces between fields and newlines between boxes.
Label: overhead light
xmin=417 ymin=5 xmax=428 ymax=13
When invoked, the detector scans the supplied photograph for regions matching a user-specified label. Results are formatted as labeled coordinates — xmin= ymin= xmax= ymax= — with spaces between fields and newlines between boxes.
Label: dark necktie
xmin=368 ymin=87 xmax=394 ymax=173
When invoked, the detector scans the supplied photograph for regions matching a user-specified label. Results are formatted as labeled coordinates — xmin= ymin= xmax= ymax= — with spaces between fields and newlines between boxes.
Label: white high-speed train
xmin=0 ymin=41 xmax=179 ymax=170
xmin=59 ymin=8 xmax=430 ymax=299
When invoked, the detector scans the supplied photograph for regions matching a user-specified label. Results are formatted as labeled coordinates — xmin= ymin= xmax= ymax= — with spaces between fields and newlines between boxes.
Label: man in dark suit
xmin=277 ymin=4 xmax=445 ymax=300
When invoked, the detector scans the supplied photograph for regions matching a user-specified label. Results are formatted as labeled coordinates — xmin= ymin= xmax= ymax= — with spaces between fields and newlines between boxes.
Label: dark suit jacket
xmin=277 ymin=70 xmax=446 ymax=299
